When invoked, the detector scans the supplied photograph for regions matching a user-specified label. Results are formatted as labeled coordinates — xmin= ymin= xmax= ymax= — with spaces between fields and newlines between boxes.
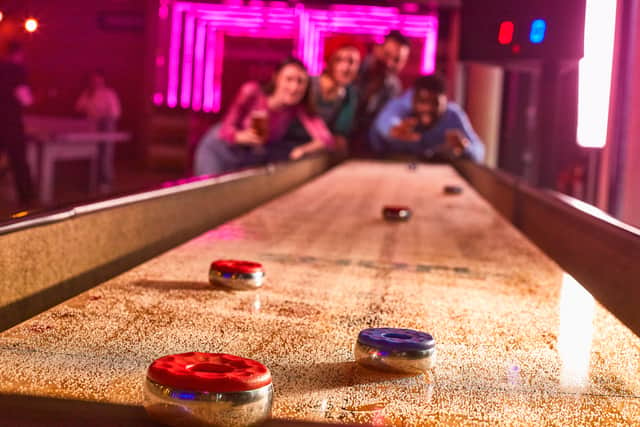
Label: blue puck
xmin=357 ymin=328 xmax=435 ymax=353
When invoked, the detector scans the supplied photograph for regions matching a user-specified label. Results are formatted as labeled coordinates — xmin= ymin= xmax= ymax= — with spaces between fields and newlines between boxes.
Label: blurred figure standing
xmin=0 ymin=41 xmax=35 ymax=208
xmin=76 ymin=70 xmax=121 ymax=192
xmin=353 ymin=30 xmax=410 ymax=155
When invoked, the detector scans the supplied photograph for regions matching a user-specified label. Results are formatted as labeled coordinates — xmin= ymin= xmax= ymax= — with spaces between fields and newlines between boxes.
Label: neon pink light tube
xmin=165 ymin=1 xmax=438 ymax=112
xmin=421 ymin=19 xmax=438 ymax=74
xmin=166 ymin=5 xmax=183 ymax=107
xmin=180 ymin=14 xmax=195 ymax=108
xmin=212 ymin=30 xmax=225 ymax=112
xmin=202 ymin=27 xmax=216 ymax=112
xmin=191 ymin=21 xmax=207 ymax=111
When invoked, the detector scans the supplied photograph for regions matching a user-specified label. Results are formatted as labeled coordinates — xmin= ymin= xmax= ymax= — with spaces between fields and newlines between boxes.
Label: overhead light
xmin=25 ymin=18 xmax=39 ymax=33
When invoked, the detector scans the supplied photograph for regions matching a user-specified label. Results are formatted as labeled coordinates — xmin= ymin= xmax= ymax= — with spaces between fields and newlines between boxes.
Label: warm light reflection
xmin=202 ymin=223 xmax=247 ymax=241
xmin=11 ymin=210 xmax=29 ymax=219
xmin=252 ymin=294 xmax=261 ymax=313
xmin=577 ymin=0 xmax=617 ymax=148
xmin=557 ymin=273 xmax=595 ymax=391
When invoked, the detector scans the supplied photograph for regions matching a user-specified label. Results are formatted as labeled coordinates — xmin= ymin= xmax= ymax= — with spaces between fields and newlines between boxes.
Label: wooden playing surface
xmin=1 ymin=161 xmax=639 ymax=425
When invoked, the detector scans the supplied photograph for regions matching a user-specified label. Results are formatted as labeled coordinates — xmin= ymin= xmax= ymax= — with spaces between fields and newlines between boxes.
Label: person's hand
xmin=234 ymin=128 xmax=264 ymax=146
xmin=443 ymin=129 xmax=470 ymax=158
xmin=390 ymin=117 xmax=421 ymax=143
xmin=290 ymin=139 xmax=327 ymax=160
xmin=289 ymin=146 xmax=307 ymax=160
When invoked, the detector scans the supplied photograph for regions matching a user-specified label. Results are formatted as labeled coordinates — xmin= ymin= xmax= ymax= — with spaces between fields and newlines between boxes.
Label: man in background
xmin=370 ymin=74 xmax=485 ymax=162
xmin=353 ymin=30 xmax=411 ymax=155
xmin=0 ymin=41 xmax=35 ymax=208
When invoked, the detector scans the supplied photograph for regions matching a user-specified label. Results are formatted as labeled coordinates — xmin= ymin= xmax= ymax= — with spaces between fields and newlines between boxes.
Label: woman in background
xmin=295 ymin=37 xmax=363 ymax=156
xmin=194 ymin=57 xmax=333 ymax=176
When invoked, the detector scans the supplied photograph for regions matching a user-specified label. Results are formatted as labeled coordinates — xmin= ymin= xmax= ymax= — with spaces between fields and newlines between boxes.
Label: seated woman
xmin=194 ymin=57 xmax=333 ymax=176
xmin=283 ymin=38 xmax=363 ymax=156
xmin=310 ymin=38 xmax=364 ymax=154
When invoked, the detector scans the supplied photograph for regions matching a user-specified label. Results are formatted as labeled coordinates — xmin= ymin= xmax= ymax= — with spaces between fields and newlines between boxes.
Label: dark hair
xmin=7 ymin=41 xmax=23 ymax=55
xmin=263 ymin=56 xmax=316 ymax=115
xmin=413 ymin=74 xmax=447 ymax=95
xmin=384 ymin=30 xmax=410 ymax=47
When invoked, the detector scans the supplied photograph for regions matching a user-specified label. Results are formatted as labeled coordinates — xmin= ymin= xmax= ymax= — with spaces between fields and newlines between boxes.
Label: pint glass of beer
xmin=251 ymin=110 xmax=269 ymax=141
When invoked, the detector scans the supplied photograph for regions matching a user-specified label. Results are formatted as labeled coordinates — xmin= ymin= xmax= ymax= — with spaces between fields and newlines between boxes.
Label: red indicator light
xmin=498 ymin=21 xmax=514 ymax=45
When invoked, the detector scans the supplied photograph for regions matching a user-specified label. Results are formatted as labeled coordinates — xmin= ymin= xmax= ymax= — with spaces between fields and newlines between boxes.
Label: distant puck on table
xmin=443 ymin=185 xmax=463 ymax=195
xmin=382 ymin=205 xmax=412 ymax=221
xmin=209 ymin=260 xmax=265 ymax=290
xmin=144 ymin=352 xmax=273 ymax=427
xmin=354 ymin=328 xmax=436 ymax=374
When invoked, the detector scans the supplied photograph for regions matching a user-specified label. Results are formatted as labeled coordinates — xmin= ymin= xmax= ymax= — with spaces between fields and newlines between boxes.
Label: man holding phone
xmin=369 ymin=74 xmax=484 ymax=162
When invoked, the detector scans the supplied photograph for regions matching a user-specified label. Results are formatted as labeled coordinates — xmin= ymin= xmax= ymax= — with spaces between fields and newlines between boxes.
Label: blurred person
xmin=194 ymin=57 xmax=333 ymax=176
xmin=0 ymin=41 xmax=35 ymax=207
xmin=353 ymin=30 xmax=411 ymax=150
xmin=76 ymin=70 xmax=121 ymax=192
xmin=370 ymin=74 xmax=484 ymax=162
xmin=286 ymin=37 xmax=364 ymax=156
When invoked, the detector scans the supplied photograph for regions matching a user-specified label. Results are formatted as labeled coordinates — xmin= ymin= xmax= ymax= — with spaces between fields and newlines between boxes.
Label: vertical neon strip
xmin=577 ymin=0 xmax=617 ymax=148
xmin=304 ymin=18 xmax=312 ymax=68
xmin=421 ymin=16 xmax=438 ymax=74
xmin=297 ymin=8 xmax=308 ymax=60
xmin=307 ymin=24 xmax=315 ymax=73
xmin=167 ymin=4 xmax=184 ymax=107
xmin=302 ymin=12 xmax=313 ymax=67
xmin=311 ymin=26 xmax=320 ymax=74
xmin=213 ymin=30 xmax=225 ymax=112
xmin=308 ymin=19 xmax=316 ymax=70
xmin=312 ymin=31 xmax=325 ymax=75
xmin=180 ymin=14 xmax=196 ymax=108
xmin=202 ymin=27 xmax=216 ymax=112
xmin=192 ymin=21 xmax=207 ymax=111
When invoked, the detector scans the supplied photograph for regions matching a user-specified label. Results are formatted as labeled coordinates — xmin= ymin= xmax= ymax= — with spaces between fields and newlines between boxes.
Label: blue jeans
xmin=96 ymin=117 xmax=117 ymax=187
xmin=194 ymin=125 xmax=298 ymax=176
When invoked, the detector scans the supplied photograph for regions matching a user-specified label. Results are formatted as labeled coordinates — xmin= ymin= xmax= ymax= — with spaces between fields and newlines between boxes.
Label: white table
xmin=24 ymin=115 xmax=130 ymax=204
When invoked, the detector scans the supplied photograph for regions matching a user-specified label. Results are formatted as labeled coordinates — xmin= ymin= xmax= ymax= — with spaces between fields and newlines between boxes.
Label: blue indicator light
xmin=174 ymin=392 xmax=196 ymax=400
xmin=530 ymin=19 xmax=547 ymax=43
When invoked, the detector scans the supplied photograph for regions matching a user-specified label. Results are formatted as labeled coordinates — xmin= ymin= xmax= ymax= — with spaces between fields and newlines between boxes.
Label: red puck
xmin=382 ymin=205 xmax=412 ymax=221
xmin=147 ymin=352 xmax=272 ymax=393
xmin=210 ymin=260 xmax=263 ymax=274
